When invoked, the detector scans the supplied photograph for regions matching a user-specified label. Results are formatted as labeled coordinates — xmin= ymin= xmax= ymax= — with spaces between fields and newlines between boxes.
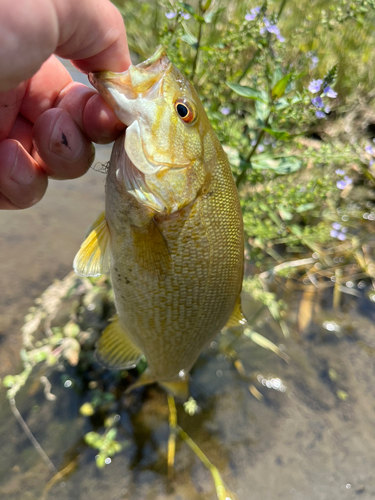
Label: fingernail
xmin=10 ymin=144 xmax=35 ymax=186
xmin=49 ymin=112 xmax=83 ymax=160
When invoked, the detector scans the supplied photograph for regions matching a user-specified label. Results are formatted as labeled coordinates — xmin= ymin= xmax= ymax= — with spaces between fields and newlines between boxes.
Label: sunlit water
xmin=1 ymin=63 xmax=375 ymax=500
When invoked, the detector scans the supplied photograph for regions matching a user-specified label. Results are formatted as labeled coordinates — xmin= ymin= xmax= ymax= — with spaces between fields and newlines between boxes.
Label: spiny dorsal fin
xmin=96 ymin=315 xmax=143 ymax=370
xmin=131 ymin=219 xmax=171 ymax=279
xmin=73 ymin=212 xmax=110 ymax=277
xmin=225 ymin=296 xmax=247 ymax=328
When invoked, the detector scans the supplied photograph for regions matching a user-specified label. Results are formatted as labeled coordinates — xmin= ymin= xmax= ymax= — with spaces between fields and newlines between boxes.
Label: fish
xmin=73 ymin=46 xmax=245 ymax=398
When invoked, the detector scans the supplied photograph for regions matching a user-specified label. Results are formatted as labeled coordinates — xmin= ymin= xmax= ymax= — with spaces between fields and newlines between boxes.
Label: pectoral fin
xmin=131 ymin=219 xmax=171 ymax=278
xmin=225 ymin=296 xmax=247 ymax=328
xmin=96 ymin=315 xmax=143 ymax=370
xmin=73 ymin=212 xmax=110 ymax=277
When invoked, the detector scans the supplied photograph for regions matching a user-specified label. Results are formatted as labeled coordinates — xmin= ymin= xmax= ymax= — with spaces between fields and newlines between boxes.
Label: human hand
xmin=0 ymin=0 xmax=131 ymax=209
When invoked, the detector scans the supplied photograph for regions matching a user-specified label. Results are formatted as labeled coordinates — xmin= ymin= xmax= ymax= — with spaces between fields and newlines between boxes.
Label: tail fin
xmin=126 ymin=370 xmax=189 ymax=400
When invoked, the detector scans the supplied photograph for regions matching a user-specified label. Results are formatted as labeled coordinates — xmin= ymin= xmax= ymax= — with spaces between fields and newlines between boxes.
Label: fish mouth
xmin=88 ymin=46 xmax=173 ymax=126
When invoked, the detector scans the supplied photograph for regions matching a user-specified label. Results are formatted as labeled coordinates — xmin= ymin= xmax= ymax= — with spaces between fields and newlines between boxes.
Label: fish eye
xmin=174 ymin=99 xmax=196 ymax=124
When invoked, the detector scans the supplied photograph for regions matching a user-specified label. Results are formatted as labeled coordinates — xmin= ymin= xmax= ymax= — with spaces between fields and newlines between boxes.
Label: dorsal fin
xmin=73 ymin=212 xmax=110 ymax=277
xmin=225 ymin=296 xmax=247 ymax=328
xmin=96 ymin=315 xmax=143 ymax=370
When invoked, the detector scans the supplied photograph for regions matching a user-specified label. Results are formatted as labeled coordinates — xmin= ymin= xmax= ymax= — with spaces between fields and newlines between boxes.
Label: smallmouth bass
xmin=74 ymin=46 xmax=244 ymax=398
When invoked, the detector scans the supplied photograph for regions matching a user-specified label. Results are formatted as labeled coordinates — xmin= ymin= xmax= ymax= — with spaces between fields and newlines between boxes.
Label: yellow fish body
xmin=74 ymin=47 xmax=244 ymax=397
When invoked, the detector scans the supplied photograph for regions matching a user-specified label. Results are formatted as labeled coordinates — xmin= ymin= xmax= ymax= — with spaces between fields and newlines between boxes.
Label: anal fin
xmin=73 ymin=212 xmax=110 ymax=277
xmin=225 ymin=296 xmax=247 ymax=328
xmin=96 ymin=315 xmax=143 ymax=370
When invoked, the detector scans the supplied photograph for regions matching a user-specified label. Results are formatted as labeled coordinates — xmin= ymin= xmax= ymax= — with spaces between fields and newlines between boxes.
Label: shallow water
xmin=1 ymin=64 xmax=375 ymax=500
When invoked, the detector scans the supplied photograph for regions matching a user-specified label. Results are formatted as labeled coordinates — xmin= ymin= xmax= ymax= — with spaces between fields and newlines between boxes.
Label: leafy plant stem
xmin=277 ymin=0 xmax=289 ymax=19
xmin=359 ymin=162 xmax=375 ymax=186
xmin=154 ymin=0 xmax=159 ymax=44
xmin=176 ymin=424 xmax=233 ymax=500
xmin=236 ymin=109 xmax=273 ymax=188
xmin=9 ymin=397 xmax=57 ymax=473
xmin=167 ymin=394 xmax=177 ymax=479
xmin=192 ymin=21 xmax=203 ymax=80
xmin=237 ymin=48 xmax=261 ymax=84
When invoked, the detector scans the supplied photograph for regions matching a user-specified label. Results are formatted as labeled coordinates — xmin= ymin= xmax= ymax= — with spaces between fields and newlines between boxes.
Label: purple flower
xmin=324 ymin=106 xmax=330 ymax=114
xmin=245 ymin=7 xmax=260 ymax=21
xmin=335 ymin=169 xmax=345 ymax=175
xmin=330 ymin=230 xmax=346 ymax=240
xmin=316 ymin=110 xmax=326 ymax=119
xmin=165 ymin=12 xmax=176 ymax=19
xmin=308 ymin=79 xmax=323 ymax=93
xmin=365 ymin=145 xmax=373 ymax=155
xmin=259 ymin=16 xmax=284 ymax=41
xmin=370 ymin=159 xmax=374 ymax=167
xmin=336 ymin=176 xmax=352 ymax=190
xmin=323 ymin=86 xmax=338 ymax=98
xmin=311 ymin=96 xmax=324 ymax=108
xmin=257 ymin=144 xmax=265 ymax=153
xmin=337 ymin=232 xmax=346 ymax=241
xmin=331 ymin=223 xmax=347 ymax=241
xmin=220 ymin=107 xmax=230 ymax=115
xmin=267 ymin=25 xmax=280 ymax=35
xmin=309 ymin=56 xmax=319 ymax=69
xmin=181 ymin=12 xmax=190 ymax=20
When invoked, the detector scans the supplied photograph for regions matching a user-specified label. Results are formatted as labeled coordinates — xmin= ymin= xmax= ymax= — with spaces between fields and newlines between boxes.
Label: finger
xmin=32 ymin=108 xmax=95 ymax=180
xmin=55 ymin=82 xmax=125 ymax=143
xmin=19 ymin=55 xmax=73 ymax=124
xmin=9 ymin=115 xmax=33 ymax=152
xmin=54 ymin=0 xmax=131 ymax=73
xmin=0 ymin=83 xmax=28 ymax=140
xmin=0 ymin=0 xmax=58 ymax=92
xmin=0 ymin=0 xmax=130 ymax=93
xmin=0 ymin=139 xmax=48 ymax=209
xmin=83 ymin=93 xmax=126 ymax=143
